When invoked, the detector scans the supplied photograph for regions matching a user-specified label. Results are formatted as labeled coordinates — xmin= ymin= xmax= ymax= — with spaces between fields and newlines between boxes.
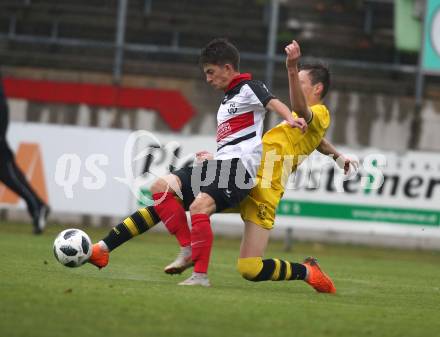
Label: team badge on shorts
xmin=257 ymin=203 xmax=267 ymax=220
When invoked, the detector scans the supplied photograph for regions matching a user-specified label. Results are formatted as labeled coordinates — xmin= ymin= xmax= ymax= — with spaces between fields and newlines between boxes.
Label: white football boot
xmin=164 ymin=246 xmax=193 ymax=274
xmin=33 ymin=204 xmax=50 ymax=235
xmin=178 ymin=272 xmax=211 ymax=287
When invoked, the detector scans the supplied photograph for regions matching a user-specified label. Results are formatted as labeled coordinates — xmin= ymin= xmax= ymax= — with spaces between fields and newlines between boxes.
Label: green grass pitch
xmin=1 ymin=221 xmax=440 ymax=337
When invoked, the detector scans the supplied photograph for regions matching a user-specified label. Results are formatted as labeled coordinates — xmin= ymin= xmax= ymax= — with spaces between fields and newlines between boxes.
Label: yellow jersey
xmin=258 ymin=104 xmax=330 ymax=187
xmin=264 ymin=103 xmax=330 ymax=158
xmin=239 ymin=104 xmax=331 ymax=229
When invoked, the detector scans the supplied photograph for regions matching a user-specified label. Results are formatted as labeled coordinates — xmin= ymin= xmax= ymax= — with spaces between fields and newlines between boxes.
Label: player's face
xmin=298 ymin=70 xmax=314 ymax=101
xmin=203 ymin=64 xmax=232 ymax=91
xmin=299 ymin=70 xmax=321 ymax=103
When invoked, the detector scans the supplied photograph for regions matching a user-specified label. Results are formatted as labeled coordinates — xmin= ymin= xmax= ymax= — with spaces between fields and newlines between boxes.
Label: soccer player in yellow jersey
xmin=89 ymin=40 xmax=355 ymax=292
xmin=234 ymin=40 xmax=339 ymax=291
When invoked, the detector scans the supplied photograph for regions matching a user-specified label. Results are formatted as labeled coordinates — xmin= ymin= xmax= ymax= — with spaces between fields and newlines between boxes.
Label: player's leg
xmin=237 ymin=188 xmax=307 ymax=282
xmin=237 ymin=220 xmax=307 ymax=281
xmin=89 ymin=205 xmax=161 ymax=268
xmin=151 ymin=171 xmax=196 ymax=273
xmin=179 ymin=158 xmax=253 ymax=286
xmin=0 ymin=81 xmax=48 ymax=234
xmin=178 ymin=192 xmax=216 ymax=287
xmin=239 ymin=220 xmax=270 ymax=257
xmin=237 ymin=220 xmax=335 ymax=293
xmin=0 ymin=80 xmax=9 ymax=139
xmin=90 ymin=170 xmax=193 ymax=270
xmin=0 ymin=141 xmax=49 ymax=234
xmin=151 ymin=173 xmax=191 ymax=248
xmin=237 ymin=219 xmax=307 ymax=282
xmin=238 ymin=184 xmax=336 ymax=293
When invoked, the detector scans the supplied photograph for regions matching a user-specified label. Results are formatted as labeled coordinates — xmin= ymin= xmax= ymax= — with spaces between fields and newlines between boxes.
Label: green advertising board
xmin=423 ymin=0 xmax=440 ymax=73
xmin=395 ymin=0 xmax=422 ymax=52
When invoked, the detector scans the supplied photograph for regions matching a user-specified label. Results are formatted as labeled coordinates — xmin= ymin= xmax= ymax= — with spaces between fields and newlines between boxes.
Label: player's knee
xmin=150 ymin=178 xmax=169 ymax=195
xmin=189 ymin=200 xmax=202 ymax=214
xmin=237 ymin=257 xmax=263 ymax=281
xmin=189 ymin=197 xmax=210 ymax=215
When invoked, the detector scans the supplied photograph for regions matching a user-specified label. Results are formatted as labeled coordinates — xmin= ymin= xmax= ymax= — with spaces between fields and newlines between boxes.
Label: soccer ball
xmin=53 ymin=229 xmax=92 ymax=267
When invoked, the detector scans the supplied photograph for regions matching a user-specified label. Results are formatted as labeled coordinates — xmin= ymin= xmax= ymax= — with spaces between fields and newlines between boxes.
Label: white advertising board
xmin=3 ymin=123 xmax=133 ymax=216
xmin=3 ymin=123 xmax=440 ymax=242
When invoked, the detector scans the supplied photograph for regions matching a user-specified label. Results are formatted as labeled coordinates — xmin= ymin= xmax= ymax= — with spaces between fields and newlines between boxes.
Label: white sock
xmin=304 ymin=266 xmax=310 ymax=281
xmin=182 ymin=245 xmax=192 ymax=257
xmin=98 ymin=240 xmax=109 ymax=252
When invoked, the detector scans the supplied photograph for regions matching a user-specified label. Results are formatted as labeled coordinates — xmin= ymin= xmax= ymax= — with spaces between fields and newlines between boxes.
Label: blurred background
xmin=1 ymin=0 xmax=439 ymax=146
xmin=0 ymin=0 xmax=439 ymax=248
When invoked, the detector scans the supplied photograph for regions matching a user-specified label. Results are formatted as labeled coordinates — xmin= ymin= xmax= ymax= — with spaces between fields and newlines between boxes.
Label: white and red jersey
xmin=215 ymin=73 xmax=275 ymax=178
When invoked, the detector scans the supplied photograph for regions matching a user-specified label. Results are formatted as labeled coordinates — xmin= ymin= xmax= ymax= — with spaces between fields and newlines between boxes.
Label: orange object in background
xmin=0 ymin=142 xmax=48 ymax=205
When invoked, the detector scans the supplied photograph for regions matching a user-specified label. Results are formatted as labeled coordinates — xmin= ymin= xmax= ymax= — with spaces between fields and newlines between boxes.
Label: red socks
xmin=153 ymin=192 xmax=191 ymax=247
xmin=153 ymin=192 xmax=213 ymax=274
xmin=190 ymin=214 xmax=213 ymax=273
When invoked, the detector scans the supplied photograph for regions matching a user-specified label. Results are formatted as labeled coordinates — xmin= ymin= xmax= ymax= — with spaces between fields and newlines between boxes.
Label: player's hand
xmin=285 ymin=40 xmax=301 ymax=69
xmin=287 ymin=117 xmax=307 ymax=133
xmin=336 ymin=155 xmax=360 ymax=175
xmin=196 ymin=150 xmax=214 ymax=162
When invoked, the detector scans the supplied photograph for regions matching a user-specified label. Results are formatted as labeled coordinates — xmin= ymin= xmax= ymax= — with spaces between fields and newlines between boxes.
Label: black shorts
xmin=172 ymin=158 xmax=253 ymax=213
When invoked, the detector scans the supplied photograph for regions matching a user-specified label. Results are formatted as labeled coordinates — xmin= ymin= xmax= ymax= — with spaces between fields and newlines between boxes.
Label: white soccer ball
xmin=53 ymin=229 xmax=92 ymax=267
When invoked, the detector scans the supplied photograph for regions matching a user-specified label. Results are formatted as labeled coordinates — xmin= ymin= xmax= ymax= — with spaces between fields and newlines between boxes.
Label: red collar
xmin=225 ymin=73 xmax=252 ymax=92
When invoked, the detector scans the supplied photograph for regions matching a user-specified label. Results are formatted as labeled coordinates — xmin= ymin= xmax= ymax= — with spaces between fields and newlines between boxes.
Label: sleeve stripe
xmin=306 ymin=111 xmax=314 ymax=124
xmin=246 ymin=81 xmax=276 ymax=107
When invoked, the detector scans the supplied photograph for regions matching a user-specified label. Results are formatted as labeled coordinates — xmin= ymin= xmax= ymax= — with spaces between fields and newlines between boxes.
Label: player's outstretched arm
xmin=317 ymin=138 xmax=342 ymax=158
xmin=285 ymin=40 xmax=313 ymax=123
xmin=317 ymin=138 xmax=359 ymax=175
xmin=266 ymin=98 xmax=307 ymax=133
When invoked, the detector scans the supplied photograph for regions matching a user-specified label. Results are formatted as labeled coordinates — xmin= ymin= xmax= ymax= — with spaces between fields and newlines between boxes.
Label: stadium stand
xmin=0 ymin=0 xmax=410 ymax=77
xmin=0 ymin=0 xmax=439 ymax=150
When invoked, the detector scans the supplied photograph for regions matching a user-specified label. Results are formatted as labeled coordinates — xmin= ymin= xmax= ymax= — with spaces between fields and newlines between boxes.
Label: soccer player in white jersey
xmin=144 ymin=38 xmax=307 ymax=286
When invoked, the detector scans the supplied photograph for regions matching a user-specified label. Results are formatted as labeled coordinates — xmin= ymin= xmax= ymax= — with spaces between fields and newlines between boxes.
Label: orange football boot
xmin=303 ymin=257 xmax=336 ymax=294
xmin=88 ymin=243 xmax=109 ymax=269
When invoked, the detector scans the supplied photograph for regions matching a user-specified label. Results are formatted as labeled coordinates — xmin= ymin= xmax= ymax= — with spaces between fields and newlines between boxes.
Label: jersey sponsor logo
xmin=216 ymin=111 xmax=254 ymax=142
xmin=257 ymin=203 xmax=267 ymax=220
xmin=227 ymin=103 xmax=238 ymax=115
xmin=217 ymin=123 xmax=232 ymax=141
xmin=0 ymin=142 xmax=48 ymax=205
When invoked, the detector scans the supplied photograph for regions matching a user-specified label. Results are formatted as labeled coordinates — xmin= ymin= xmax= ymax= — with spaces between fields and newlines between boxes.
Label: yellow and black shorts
xmin=239 ymin=178 xmax=284 ymax=230
xmin=239 ymin=145 xmax=293 ymax=230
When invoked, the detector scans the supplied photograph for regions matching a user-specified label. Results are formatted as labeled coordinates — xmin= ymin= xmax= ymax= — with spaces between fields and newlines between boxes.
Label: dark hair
xmin=199 ymin=38 xmax=240 ymax=71
xmin=299 ymin=63 xmax=330 ymax=99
